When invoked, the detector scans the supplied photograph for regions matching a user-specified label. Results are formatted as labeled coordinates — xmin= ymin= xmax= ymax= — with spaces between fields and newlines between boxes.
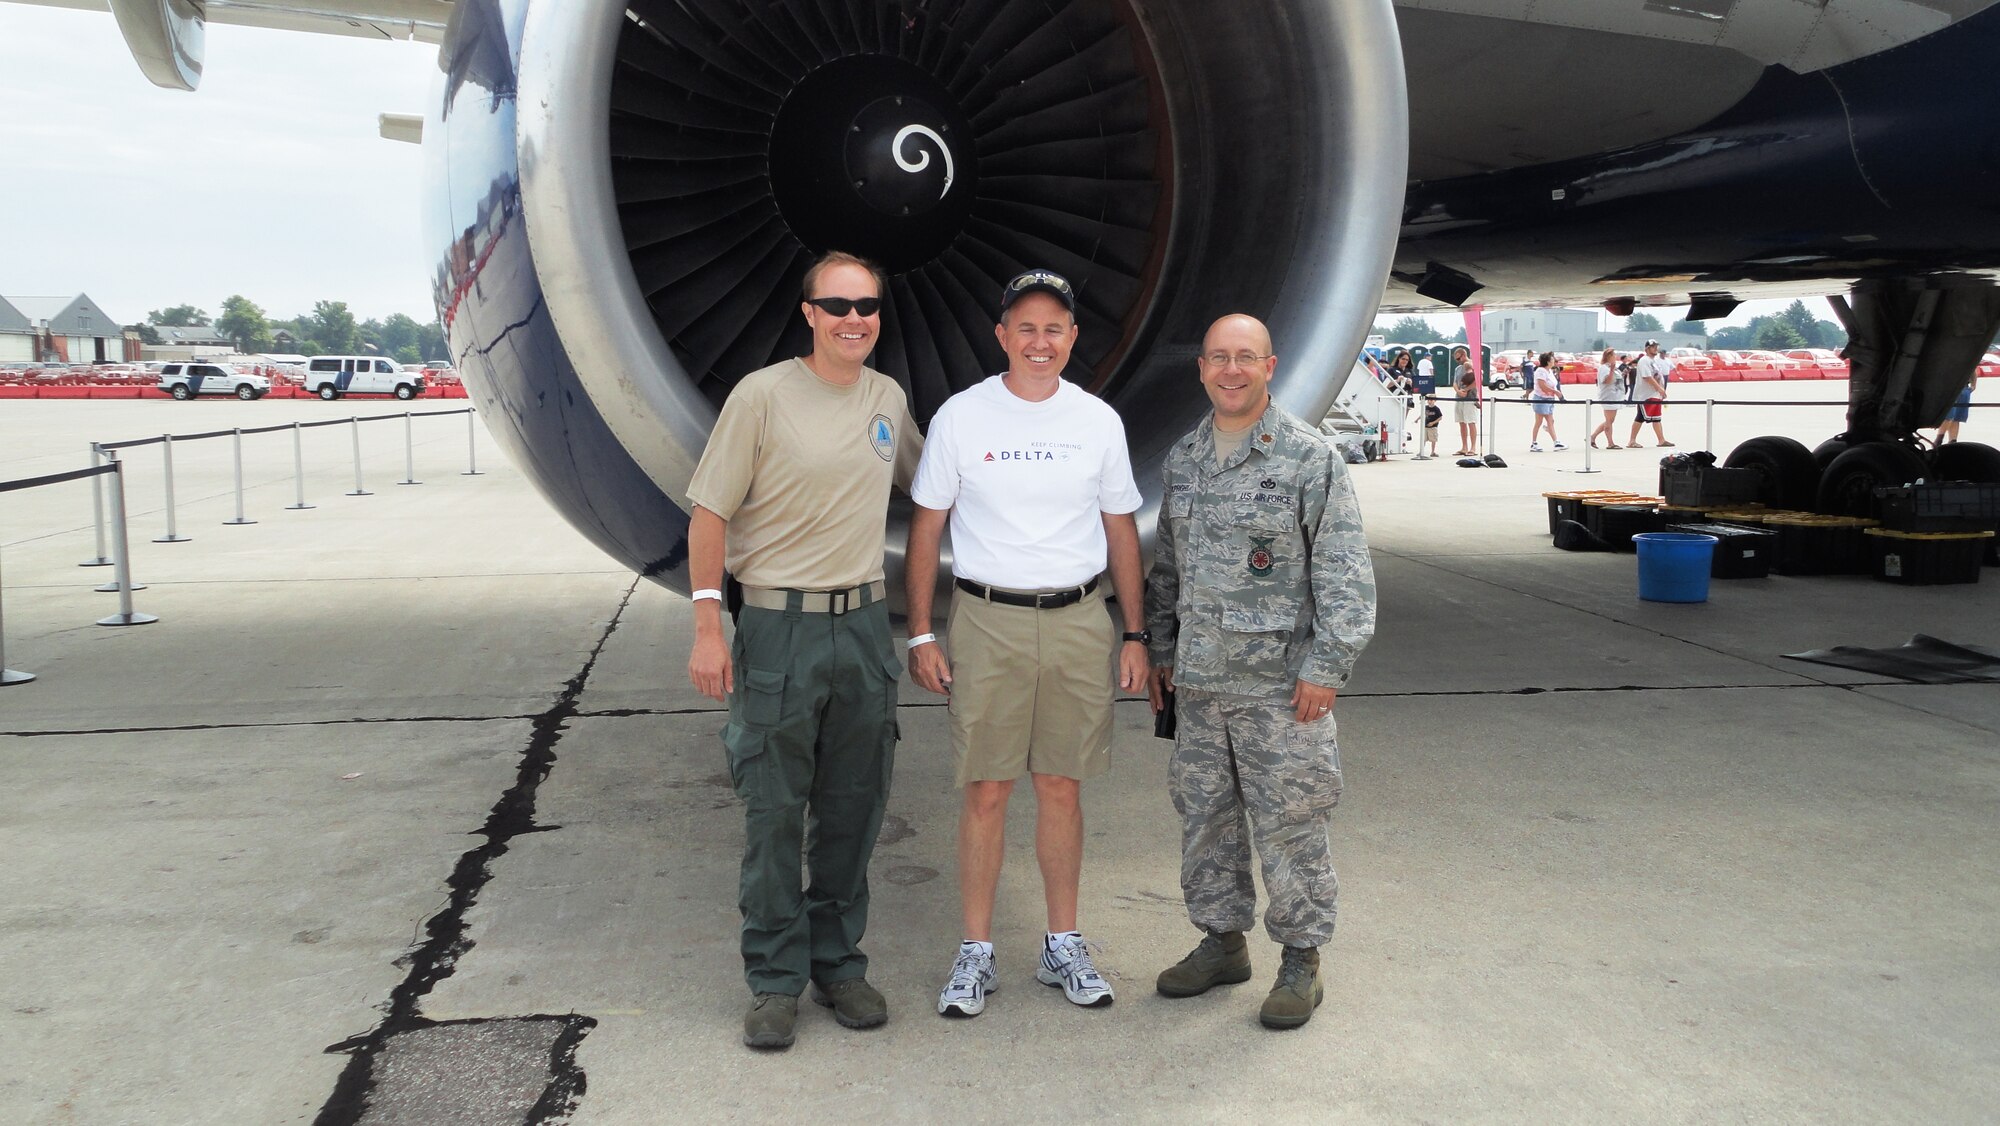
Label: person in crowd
xmin=1626 ymin=339 xmax=1675 ymax=448
xmin=1451 ymin=346 xmax=1479 ymax=455
xmin=1937 ymin=370 xmax=1977 ymax=443
xmin=904 ymin=269 xmax=1149 ymax=1020
xmin=684 ymin=250 xmax=922 ymax=1050
xmin=1527 ymin=351 xmax=1567 ymax=452
xmin=1144 ymin=313 xmax=1376 ymax=1031
xmin=1587 ymin=348 xmax=1625 ymax=449
xmin=1383 ymin=352 xmax=1418 ymax=443
xmin=1421 ymin=395 xmax=1443 ymax=458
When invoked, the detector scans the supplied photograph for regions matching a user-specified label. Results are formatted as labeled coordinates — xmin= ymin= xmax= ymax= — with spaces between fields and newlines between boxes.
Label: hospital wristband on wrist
xmin=690 ymin=588 xmax=723 ymax=603
xmin=906 ymin=633 xmax=937 ymax=650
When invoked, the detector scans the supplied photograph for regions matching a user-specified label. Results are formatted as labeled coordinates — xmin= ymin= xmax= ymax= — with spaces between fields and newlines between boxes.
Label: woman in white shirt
xmin=1527 ymin=351 xmax=1566 ymax=452
xmin=1587 ymin=348 xmax=1624 ymax=449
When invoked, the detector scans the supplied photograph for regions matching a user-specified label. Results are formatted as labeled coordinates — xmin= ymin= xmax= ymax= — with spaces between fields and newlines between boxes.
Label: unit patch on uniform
xmin=1248 ymin=536 xmax=1275 ymax=576
xmin=869 ymin=414 xmax=895 ymax=461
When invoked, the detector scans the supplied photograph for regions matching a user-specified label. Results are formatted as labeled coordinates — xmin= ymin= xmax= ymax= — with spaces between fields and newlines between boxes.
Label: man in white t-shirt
xmin=905 ymin=269 xmax=1149 ymax=1019
xmin=1626 ymin=340 xmax=1676 ymax=448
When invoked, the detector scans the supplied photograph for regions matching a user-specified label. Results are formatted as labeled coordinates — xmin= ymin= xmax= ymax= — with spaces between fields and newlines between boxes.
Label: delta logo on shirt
xmin=982 ymin=441 xmax=1079 ymax=463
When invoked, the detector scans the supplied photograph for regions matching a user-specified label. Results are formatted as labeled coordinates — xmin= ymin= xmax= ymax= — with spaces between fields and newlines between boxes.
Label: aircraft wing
xmin=9 ymin=0 xmax=451 ymax=41
xmin=1393 ymin=0 xmax=1994 ymax=73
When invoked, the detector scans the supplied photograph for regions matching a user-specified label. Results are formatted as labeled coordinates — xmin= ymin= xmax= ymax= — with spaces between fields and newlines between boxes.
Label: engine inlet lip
xmin=516 ymin=0 xmax=717 ymax=506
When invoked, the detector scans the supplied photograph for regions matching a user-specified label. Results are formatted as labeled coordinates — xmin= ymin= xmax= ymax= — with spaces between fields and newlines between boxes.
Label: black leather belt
xmin=955 ymin=577 xmax=1097 ymax=609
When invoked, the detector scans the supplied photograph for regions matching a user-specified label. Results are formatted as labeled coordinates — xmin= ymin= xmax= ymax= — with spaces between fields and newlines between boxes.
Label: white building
xmin=1482 ymin=308 xmax=1704 ymax=354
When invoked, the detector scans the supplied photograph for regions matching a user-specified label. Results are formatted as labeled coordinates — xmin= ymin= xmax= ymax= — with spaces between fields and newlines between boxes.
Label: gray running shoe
xmin=938 ymin=942 xmax=997 ymax=1017
xmin=1037 ymin=933 xmax=1114 ymax=1007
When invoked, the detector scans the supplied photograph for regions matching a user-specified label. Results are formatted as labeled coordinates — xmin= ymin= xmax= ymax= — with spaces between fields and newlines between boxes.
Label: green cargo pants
xmin=722 ymin=591 xmax=900 ymax=996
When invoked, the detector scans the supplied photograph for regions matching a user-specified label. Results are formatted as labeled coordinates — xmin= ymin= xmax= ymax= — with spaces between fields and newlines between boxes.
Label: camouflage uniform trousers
xmin=1170 ymin=687 xmax=1343 ymax=947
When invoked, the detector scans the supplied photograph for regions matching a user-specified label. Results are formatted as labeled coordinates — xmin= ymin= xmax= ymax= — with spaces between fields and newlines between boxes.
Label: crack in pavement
xmin=312 ymin=577 xmax=637 ymax=1126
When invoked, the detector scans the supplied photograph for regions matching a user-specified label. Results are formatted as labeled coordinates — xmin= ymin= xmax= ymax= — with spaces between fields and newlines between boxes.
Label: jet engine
xmin=425 ymin=0 xmax=1406 ymax=591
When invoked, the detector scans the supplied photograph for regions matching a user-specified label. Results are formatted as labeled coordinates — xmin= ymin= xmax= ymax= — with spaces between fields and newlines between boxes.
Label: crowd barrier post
xmin=1705 ymin=400 xmax=1716 ymax=452
xmin=463 ymin=410 xmax=483 ymax=476
xmin=96 ymin=455 xmax=158 ymax=628
xmin=224 ymin=429 xmax=256 ymax=526
xmin=398 ymin=413 xmax=422 ymax=486
xmin=287 ymin=422 xmax=315 ymax=510
xmin=348 ymin=417 xmax=373 ymax=497
xmin=1 ymin=544 xmax=32 ymax=685
xmin=79 ymin=442 xmax=112 ymax=567
xmin=1577 ymin=402 xmax=1601 ymax=475
xmin=154 ymin=434 xmax=190 ymax=543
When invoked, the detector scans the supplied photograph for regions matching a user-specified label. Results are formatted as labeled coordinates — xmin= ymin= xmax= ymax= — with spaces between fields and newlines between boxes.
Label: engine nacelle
xmin=426 ymin=0 xmax=1406 ymax=594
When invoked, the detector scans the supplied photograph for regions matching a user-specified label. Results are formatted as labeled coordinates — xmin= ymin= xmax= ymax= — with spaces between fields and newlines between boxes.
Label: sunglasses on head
xmin=806 ymin=296 xmax=881 ymax=317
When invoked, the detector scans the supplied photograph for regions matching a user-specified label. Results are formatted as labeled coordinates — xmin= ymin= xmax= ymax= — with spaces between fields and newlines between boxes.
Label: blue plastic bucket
xmin=1634 ymin=532 xmax=1719 ymax=603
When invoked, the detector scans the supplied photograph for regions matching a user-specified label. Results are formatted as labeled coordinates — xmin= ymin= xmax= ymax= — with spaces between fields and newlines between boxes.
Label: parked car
xmin=301 ymin=355 xmax=426 ymax=400
xmin=1783 ymin=348 xmax=1845 ymax=365
xmin=157 ymin=362 xmax=271 ymax=400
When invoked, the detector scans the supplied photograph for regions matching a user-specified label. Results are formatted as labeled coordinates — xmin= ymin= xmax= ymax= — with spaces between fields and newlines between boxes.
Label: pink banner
xmin=1462 ymin=304 xmax=1485 ymax=400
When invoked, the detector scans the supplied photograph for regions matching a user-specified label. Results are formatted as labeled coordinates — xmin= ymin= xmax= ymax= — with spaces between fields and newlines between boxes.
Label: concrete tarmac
xmin=2 ymin=390 xmax=1996 ymax=1124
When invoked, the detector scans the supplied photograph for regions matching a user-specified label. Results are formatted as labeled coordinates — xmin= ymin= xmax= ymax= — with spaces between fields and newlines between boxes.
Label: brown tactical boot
xmin=811 ymin=977 xmax=888 ymax=1029
xmin=1156 ymin=930 xmax=1253 ymax=997
xmin=1258 ymin=945 xmax=1324 ymax=1030
xmin=742 ymin=992 xmax=798 ymax=1049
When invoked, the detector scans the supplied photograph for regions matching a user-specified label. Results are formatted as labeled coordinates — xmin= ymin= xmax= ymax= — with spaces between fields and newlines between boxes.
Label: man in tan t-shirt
xmin=684 ymin=250 xmax=921 ymax=1050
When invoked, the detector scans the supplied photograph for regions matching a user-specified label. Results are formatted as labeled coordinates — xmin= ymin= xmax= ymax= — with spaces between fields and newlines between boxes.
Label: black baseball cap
xmin=999 ymin=269 xmax=1076 ymax=316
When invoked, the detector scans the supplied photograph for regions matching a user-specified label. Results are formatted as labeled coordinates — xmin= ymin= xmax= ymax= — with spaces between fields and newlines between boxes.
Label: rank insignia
xmin=1248 ymin=536 xmax=1275 ymax=576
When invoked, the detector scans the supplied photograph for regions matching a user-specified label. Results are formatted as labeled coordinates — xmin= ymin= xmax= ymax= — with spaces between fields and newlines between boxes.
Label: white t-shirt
xmin=1417 ymin=356 xmax=1435 ymax=382
xmin=1532 ymin=366 xmax=1560 ymax=400
xmin=1636 ymin=354 xmax=1672 ymax=398
xmin=910 ymin=375 xmax=1143 ymax=589
xmin=1594 ymin=363 xmax=1621 ymax=402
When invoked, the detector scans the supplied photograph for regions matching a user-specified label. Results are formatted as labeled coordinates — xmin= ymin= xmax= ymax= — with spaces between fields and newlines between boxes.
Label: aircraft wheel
xmin=1723 ymin=435 xmax=1820 ymax=510
xmin=1816 ymin=441 xmax=1929 ymax=518
xmin=1930 ymin=440 xmax=2000 ymax=483
xmin=1811 ymin=436 xmax=1850 ymax=471
xmin=318 ymin=386 xmax=339 ymax=401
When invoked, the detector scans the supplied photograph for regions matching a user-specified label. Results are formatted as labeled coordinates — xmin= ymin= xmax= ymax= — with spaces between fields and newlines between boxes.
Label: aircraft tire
xmin=1724 ymin=435 xmax=1820 ymax=510
xmin=1929 ymin=440 xmax=2000 ymax=483
xmin=1811 ymin=436 xmax=1850 ymax=471
xmin=1815 ymin=441 xmax=1929 ymax=518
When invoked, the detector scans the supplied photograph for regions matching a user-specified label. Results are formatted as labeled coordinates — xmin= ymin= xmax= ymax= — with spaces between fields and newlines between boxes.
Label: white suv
xmin=157 ymin=362 xmax=271 ymax=401
xmin=302 ymin=355 xmax=426 ymax=400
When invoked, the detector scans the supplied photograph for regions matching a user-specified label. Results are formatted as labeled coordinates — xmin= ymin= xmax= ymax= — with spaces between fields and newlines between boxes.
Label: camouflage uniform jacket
xmin=1144 ymin=403 xmax=1375 ymax=697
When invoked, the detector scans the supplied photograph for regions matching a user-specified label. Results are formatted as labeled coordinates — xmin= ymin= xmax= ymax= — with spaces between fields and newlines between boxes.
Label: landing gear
xmin=1720 ymin=276 xmax=2000 ymax=517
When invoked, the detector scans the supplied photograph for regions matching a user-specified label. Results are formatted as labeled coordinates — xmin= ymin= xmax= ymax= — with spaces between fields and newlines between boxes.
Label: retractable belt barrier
xmin=5 ymin=408 xmax=484 ymax=686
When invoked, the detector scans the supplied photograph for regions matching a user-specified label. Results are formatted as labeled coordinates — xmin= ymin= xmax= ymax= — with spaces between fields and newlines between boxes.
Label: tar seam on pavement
xmin=312 ymin=577 xmax=638 ymax=1126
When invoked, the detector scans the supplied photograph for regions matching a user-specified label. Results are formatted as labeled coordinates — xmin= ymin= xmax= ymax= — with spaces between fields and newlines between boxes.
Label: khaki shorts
xmin=946 ymin=583 xmax=1115 ymax=786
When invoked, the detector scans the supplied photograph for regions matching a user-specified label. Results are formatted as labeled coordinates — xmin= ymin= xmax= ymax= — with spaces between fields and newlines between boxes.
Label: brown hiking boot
xmin=742 ymin=992 xmax=798 ymax=1049
xmin=1156 ymin=931 xmax=1253 ymax=997
xmin=1259 ymin=945 xmax=1324 ymax=1029
xmin=811 ymin=977 xmax=888 ymax=1029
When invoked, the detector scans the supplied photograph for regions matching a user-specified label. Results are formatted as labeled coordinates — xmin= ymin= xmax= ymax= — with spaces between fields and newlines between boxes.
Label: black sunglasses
xmin=806 ymin=296 xmax=881 ymax=317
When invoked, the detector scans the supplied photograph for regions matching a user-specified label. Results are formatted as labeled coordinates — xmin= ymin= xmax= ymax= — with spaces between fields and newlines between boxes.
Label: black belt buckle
xmin=828 ymin=588 xmax=851 ymax=616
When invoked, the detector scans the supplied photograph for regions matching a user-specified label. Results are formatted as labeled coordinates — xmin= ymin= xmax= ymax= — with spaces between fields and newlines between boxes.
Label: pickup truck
xmin=157 ymin=362 xmax=271 ymax=400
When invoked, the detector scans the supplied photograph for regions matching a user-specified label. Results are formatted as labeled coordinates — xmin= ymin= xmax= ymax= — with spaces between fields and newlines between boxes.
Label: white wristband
xmin=690 ymin=588 xmax=723 ymax=603
xmin=905 ymin=633 xmax=937 ymax=650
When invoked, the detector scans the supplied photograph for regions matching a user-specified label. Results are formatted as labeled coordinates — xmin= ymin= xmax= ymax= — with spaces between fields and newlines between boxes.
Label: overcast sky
xmin=1 ymin=4 xmax=1809 ymax=336
xmin=0 ymin=6 xmax=437 ymax=326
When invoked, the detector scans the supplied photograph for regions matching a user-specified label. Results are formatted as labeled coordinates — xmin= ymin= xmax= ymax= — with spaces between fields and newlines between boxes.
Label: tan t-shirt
xmin=686 ymin=358 xmax=922 ymax=590
xmin=1213 ymin=419 xmax=1254 ymax=468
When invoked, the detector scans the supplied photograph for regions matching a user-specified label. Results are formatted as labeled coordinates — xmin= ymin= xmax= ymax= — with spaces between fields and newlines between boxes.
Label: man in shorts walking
xmin=1627 ymin=340 xmax=1676 ymax=448
xmin=904 ymin=269 xmax=1150 ymax=1018
xmin=685 ymin=251 xmax=922 ymax=1050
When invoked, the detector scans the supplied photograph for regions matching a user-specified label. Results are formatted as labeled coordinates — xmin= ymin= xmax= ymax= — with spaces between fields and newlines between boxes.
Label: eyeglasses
xmin=1200 ymin=352 xmax=1270 ymax=369
xmin=806 ymin=296 xmax=881 ymax=317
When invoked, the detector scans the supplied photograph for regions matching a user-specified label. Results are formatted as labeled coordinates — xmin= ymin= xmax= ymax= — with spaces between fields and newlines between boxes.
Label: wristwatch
xmin=1121 ymin=630 xmax=1151 ymax=644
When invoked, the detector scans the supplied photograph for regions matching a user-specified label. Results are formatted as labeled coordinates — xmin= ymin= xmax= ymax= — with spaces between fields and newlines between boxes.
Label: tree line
xmin=127 ymin=296 xmax=449 ymax=364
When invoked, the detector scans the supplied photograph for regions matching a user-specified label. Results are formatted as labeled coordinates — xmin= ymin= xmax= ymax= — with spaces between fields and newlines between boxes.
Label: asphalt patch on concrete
xmin=314 ymin=580 xmax=636 ymax=1125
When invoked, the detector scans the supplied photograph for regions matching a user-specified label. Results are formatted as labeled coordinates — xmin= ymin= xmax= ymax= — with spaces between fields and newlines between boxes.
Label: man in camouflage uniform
xmin=1143 ymin=314 xmax=1375 ymax=1030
